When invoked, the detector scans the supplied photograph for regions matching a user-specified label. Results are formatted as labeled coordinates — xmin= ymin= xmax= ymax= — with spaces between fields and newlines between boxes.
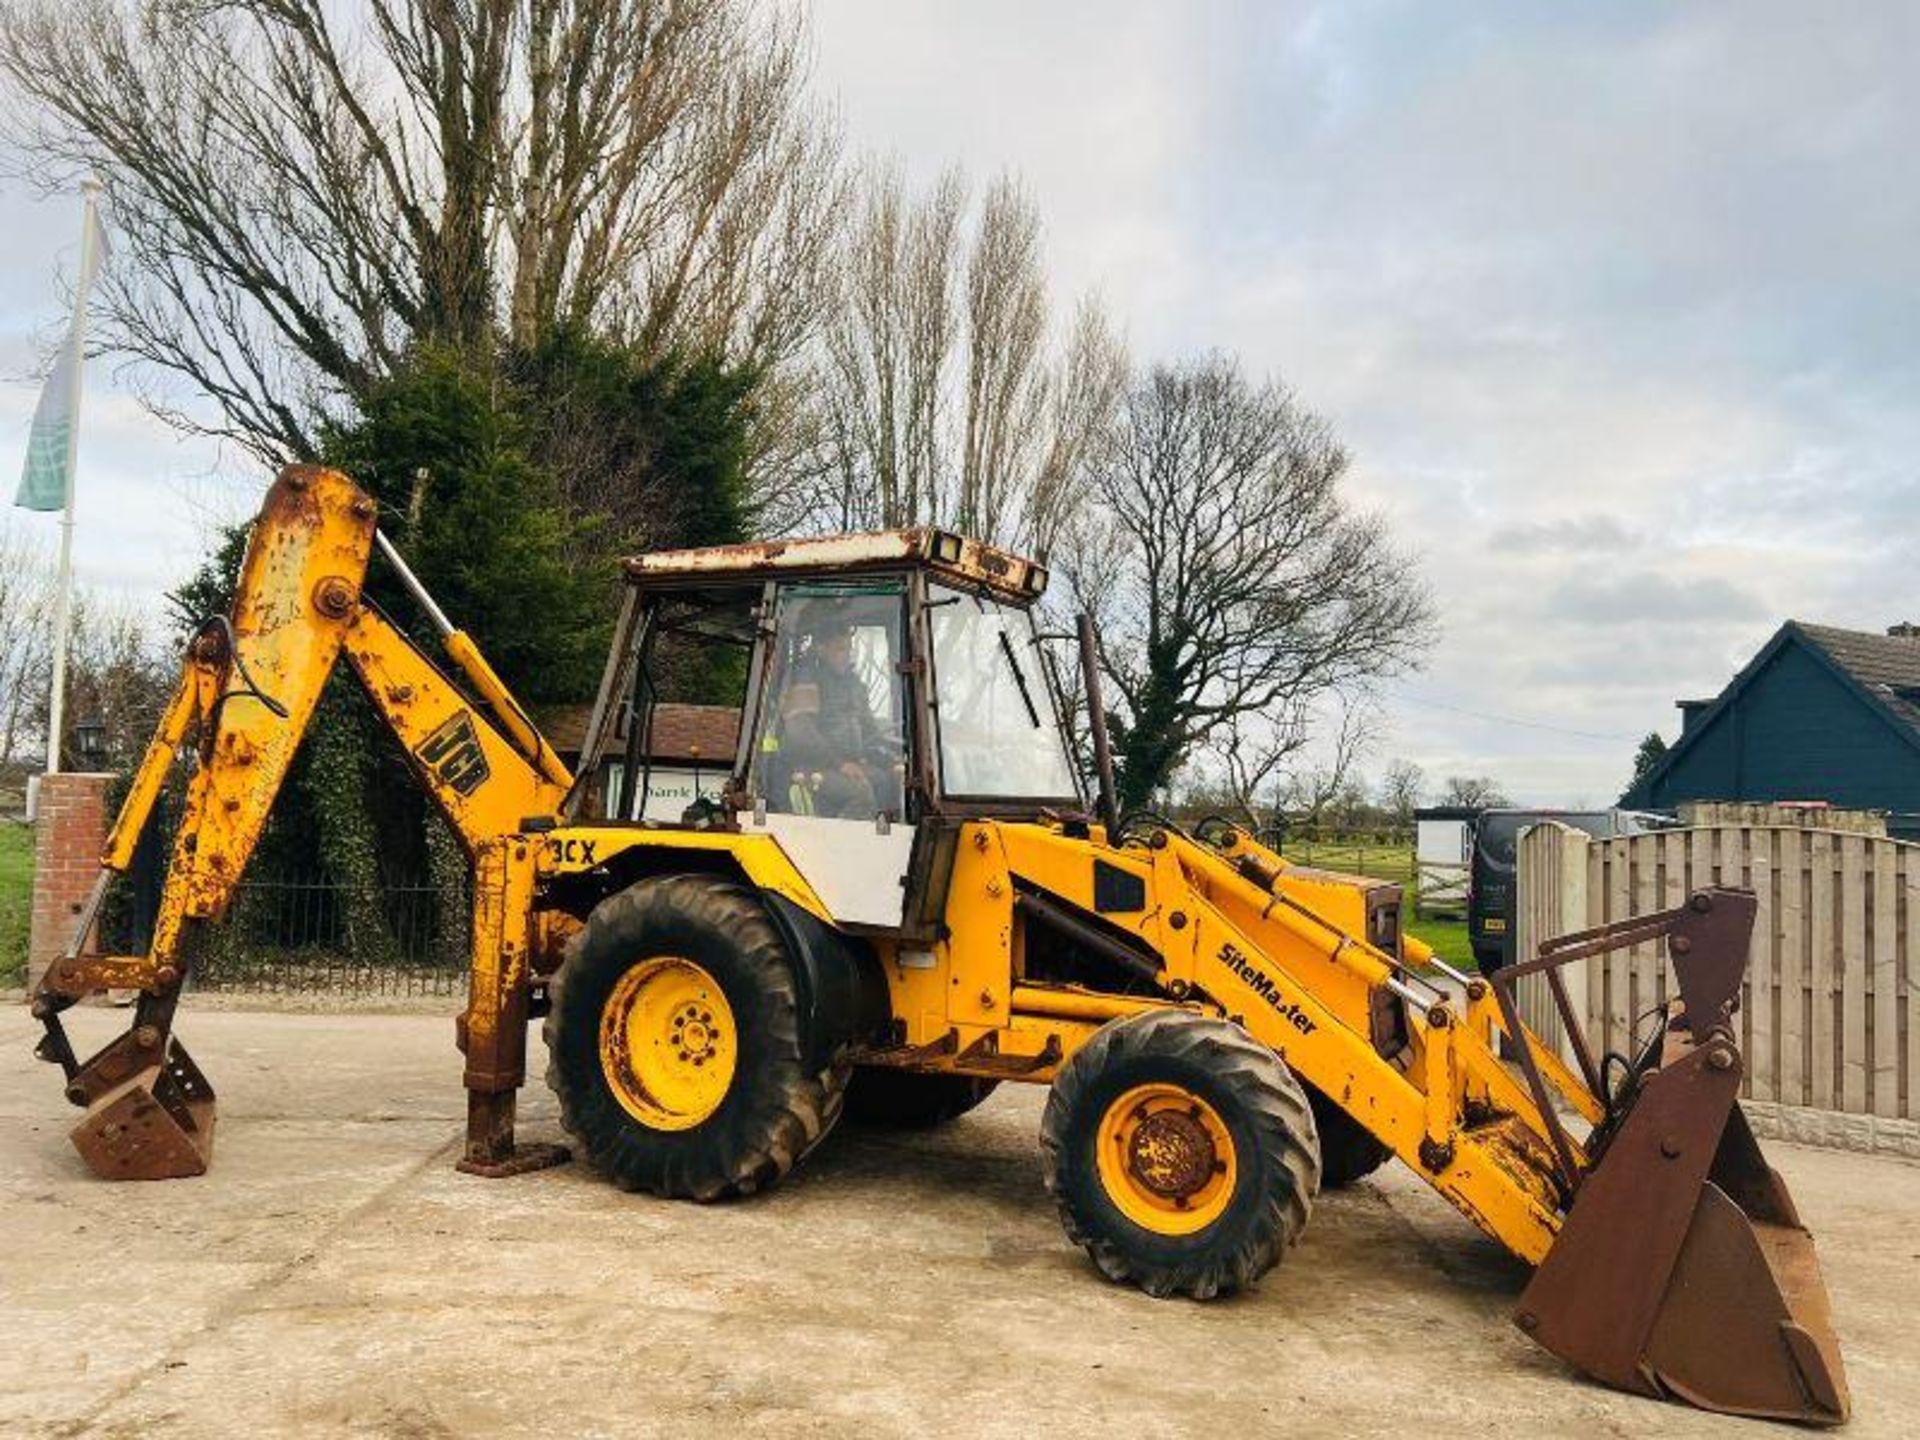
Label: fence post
xmin=1514 ymin=821 xmax=1590 ymax=1062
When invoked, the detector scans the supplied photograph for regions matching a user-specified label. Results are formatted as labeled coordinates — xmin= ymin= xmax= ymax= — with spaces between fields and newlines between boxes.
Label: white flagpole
xmin=44 ymin=177 xmax=102 ymax=776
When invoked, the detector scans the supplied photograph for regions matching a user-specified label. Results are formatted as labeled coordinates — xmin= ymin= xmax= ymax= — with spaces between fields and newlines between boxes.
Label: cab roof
xmin=622 ymin=527 xmax=1048 ymax=604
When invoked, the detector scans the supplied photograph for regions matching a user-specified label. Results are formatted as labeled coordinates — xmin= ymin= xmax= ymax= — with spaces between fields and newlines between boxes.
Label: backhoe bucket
xmin=68 ymin=1038 xmax=217 ymax=1181
xmin=1512 ymin=899 xmax=1849 ymax=1424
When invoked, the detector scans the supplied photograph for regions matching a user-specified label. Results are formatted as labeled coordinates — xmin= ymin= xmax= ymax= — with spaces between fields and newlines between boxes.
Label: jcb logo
xmin=416 ymin=711 xmax=490 ymax=797
xmin=1219 ymin=940 xmax=1317 ymax=1036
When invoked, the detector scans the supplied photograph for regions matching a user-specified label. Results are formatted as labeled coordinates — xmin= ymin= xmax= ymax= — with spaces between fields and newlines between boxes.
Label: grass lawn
xmin=1276 ymin=837 xmax=1415 ymax=885
xmin=1 ymin=822 xmax=31 ymax=988
xmin=1406 ymin=914 xmax=1475 ymax=973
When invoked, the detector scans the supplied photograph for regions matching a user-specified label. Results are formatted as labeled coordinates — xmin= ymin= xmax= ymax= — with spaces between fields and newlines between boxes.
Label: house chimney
xmin=1889 ymin=623 xmax=1920 ymax=639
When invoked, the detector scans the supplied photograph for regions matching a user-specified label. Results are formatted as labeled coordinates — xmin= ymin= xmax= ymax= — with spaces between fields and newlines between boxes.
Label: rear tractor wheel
xmin=544 ymin=874 xmax=847 ymax=1201
xmin=1039 ymin=1010 xmax=1321 ymax=1299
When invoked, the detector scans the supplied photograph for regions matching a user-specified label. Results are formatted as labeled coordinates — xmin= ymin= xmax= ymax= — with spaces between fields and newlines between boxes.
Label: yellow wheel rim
xmin=598 ymin=956 xmax=737 ymax=1131
xmin=1096 ymin=1083 xmax=1237 ymax=1235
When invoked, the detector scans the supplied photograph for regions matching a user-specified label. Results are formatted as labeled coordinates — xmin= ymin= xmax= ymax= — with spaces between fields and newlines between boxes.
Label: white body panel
xmin=746 ymin=811 xmax=915 ymax=928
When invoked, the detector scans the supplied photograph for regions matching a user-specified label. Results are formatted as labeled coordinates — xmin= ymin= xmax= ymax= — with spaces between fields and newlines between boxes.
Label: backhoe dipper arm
xmin=29 ymin=465 xmax=568 ymax=1181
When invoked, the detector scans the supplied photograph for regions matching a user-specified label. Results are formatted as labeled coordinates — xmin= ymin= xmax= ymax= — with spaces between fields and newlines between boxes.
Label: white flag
xmin=15 ymin=195 xmax=108 ymax=513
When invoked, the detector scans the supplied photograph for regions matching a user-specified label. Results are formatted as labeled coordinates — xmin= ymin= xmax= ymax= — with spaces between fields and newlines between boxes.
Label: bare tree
xmin=1378 ymin=758 xmax=1425 ymax=826
xmin=1440 ymin=774 xmax=1511 ymax=808
xmin=1022 ymin=294 xmax=1127 ymax=556
xmin=0 ymin=0 xmax=843 ymax=460
xmin=1209 ymin=709 xmax=1310 ymax=832
xmin=0 ymin=524 xmax=54 ymax=766
xmin=56 ymin=593 xmax=173 ymax=769
xmin=817 ymin=162 xmax=964 ymax=529
xmin=1070 ymin=354 xmax=1433 ymax=810
xmin=0 ymin=527 xmax=170 ymax=771
xmin=804 ymin=160 xmax=1124 ymax=547
xmin=1279 ymin=700 xmax=1376 ymax=828
xmin=956 ymin=174 xmax=1046 ymax=538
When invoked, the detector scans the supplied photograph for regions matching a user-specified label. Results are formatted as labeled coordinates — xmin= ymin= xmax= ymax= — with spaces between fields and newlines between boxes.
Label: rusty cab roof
xmin=622 ymin=528 xmax=1048 ymax=606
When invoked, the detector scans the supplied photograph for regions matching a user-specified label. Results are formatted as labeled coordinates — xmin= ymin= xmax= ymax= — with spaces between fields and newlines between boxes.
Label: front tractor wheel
xmin=1040 ymin=1011 xmax=1321 ymax=1299
xmin=543 ymin=874 xmax=846 ymax=1201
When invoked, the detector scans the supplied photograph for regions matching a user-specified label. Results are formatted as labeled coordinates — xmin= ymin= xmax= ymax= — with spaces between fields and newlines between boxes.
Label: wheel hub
xmin=1096 ymin=1082 xmax=1239 ymax=1234
xmin=673 ymin=1004 xmax=719 ymax=1063
xmin=1127 ymin=1106 xmax=1218 ymax=1200
xmin=598 ymin=956 xmax=737 ymax=1131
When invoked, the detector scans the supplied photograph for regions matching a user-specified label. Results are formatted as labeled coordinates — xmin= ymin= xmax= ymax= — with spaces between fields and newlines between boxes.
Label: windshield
xmin=928 ymin=585 xmax=1079 ymax=801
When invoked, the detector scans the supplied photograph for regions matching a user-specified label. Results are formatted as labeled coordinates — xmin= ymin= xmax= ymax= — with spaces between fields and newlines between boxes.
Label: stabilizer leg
xmin=454 ymin=836 xmax=568 ymax=1179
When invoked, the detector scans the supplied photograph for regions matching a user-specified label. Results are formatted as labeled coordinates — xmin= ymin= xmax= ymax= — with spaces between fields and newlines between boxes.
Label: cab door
xmin=743 ymin=581 xmax=915 ymax=928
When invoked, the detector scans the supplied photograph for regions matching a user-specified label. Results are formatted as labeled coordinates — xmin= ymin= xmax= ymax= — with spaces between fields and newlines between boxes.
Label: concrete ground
xmin=2 ymin=1006 xmax=1914 ymax=1439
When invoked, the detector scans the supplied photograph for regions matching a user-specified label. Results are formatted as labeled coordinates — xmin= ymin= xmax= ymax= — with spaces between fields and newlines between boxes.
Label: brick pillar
xmin=27 ymin=773 xmax=114 ymax=990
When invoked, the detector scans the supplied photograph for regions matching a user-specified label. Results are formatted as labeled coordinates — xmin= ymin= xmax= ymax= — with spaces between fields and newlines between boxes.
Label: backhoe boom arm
xmin=29 ymin=465 xmax=569 ymax=1180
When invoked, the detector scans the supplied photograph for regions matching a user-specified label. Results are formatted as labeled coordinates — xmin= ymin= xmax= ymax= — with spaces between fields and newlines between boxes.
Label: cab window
xmin=750 ymin=583 xmax=908 ymax=820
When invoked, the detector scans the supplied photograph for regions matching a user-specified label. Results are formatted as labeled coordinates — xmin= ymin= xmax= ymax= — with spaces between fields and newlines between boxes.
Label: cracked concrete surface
xmin=3 ymin=1006 xmax=1915 ymax=1438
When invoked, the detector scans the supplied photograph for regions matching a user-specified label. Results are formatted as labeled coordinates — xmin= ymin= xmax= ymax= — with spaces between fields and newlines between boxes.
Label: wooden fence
xmin=1516 ymin=821 xmax=1915 ymax=1122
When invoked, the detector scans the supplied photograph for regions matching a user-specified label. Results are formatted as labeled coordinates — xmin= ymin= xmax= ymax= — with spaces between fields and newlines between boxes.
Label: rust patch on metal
xmin=622 ymin=527 xmax=1047 ymax=602
xmin=1128 ymin=1108 xmax=1217 ymax=1198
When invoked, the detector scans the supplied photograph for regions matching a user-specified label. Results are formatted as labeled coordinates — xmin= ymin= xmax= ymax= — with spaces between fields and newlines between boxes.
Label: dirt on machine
xmin=30 ymin=465 xmax=1850 ymax=1425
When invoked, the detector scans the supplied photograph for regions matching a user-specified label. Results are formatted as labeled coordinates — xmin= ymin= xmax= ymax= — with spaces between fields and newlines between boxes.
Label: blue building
xmin=1622 ymin=621 xmax=1920 ymax=835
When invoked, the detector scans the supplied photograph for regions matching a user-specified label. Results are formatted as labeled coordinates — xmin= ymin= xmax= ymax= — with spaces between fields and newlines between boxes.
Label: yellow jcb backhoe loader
xmin=31 ymin=466 xmax=1849 ymax=1424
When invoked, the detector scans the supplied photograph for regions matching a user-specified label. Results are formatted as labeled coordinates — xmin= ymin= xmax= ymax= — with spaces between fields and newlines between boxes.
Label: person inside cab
xmin=774 ymin=611 xmax=897 ymax=818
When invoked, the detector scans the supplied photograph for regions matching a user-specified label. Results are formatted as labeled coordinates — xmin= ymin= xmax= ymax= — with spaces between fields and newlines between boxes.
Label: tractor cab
xmin=570 ymin=529 xmax=1082 ymax=929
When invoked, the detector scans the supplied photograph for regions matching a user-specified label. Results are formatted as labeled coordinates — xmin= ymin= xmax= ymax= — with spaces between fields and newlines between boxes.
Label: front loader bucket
xmin=1515 ymin=1020 xmax=1848 ymax=1425
xmin=68 ymin=1039 xmax=217 ymax=1181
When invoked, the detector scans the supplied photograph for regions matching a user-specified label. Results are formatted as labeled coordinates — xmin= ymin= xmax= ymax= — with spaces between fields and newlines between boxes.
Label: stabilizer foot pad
xmin=456 ymin=1142 xmax=571 ymax=1178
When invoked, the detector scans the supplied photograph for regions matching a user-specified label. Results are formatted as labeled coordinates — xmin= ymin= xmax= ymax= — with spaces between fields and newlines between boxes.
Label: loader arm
xmin=999 ymin=819 xmax=1847 ymax=1424
xmin=29 ymin=465 xmax=569 ymax=1180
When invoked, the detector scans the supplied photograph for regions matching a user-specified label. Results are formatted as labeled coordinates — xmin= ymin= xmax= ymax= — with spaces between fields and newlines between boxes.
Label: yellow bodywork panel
xmin=343 ymin=605 xmax=568 ymax=851
xmin=831 ymin=816 xmax=1586 ymax=1265
xmin=536 ymin=825 xmax=830 ymax=922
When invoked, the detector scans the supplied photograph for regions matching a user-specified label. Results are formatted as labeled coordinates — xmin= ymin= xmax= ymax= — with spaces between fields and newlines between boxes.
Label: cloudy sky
xmin=6 ymin=2 xmax=1917 ymax=804
xmin=809 ymin=1 xmax=1920 ymax=803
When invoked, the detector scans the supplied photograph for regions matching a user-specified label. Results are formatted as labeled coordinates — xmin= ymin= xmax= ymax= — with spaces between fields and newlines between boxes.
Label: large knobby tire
xmin=543 ymin=874 xmax=846 ymax=1201
xmin=843 ymin=1068 xmax=1000 ymax=1129
xmin=1040 ymin=1010 xmax=1321 ymax=1299
xmin=1303 ymin=1080 xmax=1392 ymax=1188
